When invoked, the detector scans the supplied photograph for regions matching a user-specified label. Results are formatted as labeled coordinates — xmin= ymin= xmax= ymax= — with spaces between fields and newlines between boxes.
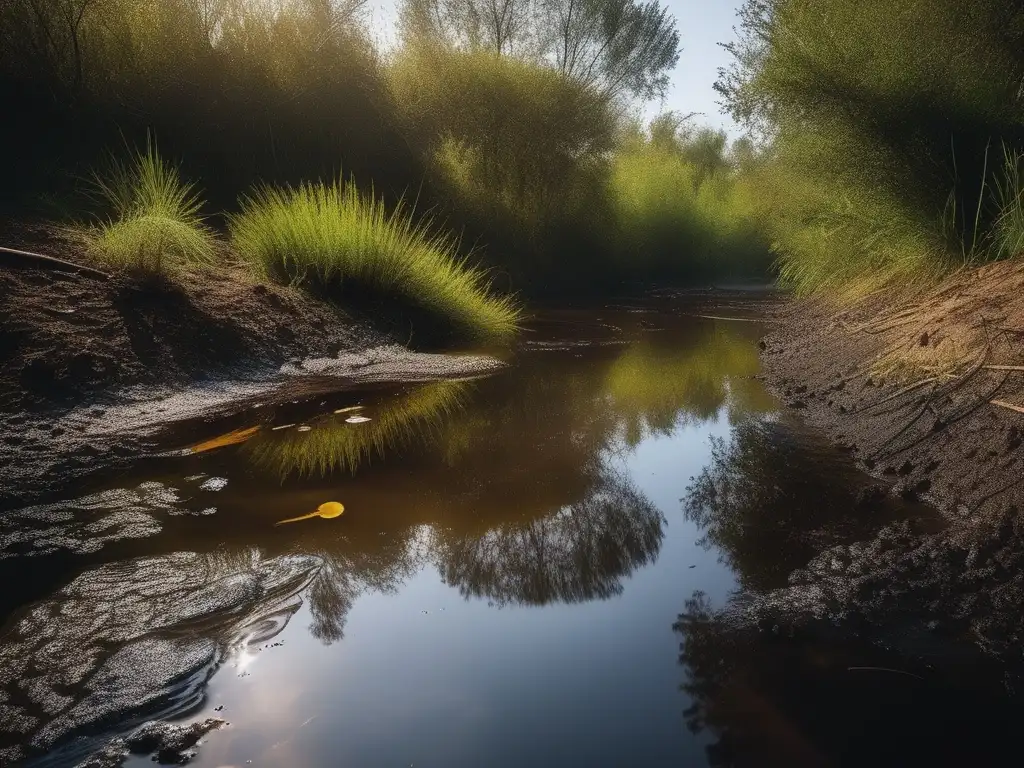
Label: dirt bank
xmin=758 ymin=260 xmax=1024 ymax=664
xmin=0 ymin=226 xmax=505 ymax=510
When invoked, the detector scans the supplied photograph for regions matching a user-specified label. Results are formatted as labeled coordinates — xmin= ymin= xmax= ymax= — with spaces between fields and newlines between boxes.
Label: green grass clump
xmin=84 ymin=143 xmax=215 ymax=274
xmin=229 ymin=179 xmax=520 ymax=342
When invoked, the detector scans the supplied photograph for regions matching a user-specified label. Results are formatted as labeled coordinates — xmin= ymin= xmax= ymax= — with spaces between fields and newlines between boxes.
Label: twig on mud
xmin=983 ymin=365 xmax=1024 ymax=372
xmin=0 ymin=245 xmax=110 ymax=280
xmin=852 ymin=376 xmax=938 ymax=414
xmin=847 ymin=666 xmax=925 ymax=681
xmin=871 ymin=345 xmax=992 ymax=460
xmin=991 ymin=399 xmax=1024 ymax=415
xmin=881 ymin=374 xmax=1007 ymax=459
xmin=684 ymin=314 xmax=764 ymax=323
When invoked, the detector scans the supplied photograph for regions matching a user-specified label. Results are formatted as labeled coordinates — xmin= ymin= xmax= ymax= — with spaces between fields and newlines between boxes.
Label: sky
xmin=651 ymin=0 xmax=743 ymax=134
xmin=365 ymin=0 xmax=745 ymax=136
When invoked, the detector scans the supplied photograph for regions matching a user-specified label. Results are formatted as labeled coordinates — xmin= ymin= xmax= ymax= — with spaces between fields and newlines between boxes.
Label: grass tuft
xmin=229 ymin=179 xmax=520 ymax=342
xmin=83 ymin=141 xmax=216 ymax=275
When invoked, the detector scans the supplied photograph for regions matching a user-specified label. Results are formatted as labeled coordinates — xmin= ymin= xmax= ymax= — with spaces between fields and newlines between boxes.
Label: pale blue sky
xmin=366 ymin=0 xmax=745 ymax=135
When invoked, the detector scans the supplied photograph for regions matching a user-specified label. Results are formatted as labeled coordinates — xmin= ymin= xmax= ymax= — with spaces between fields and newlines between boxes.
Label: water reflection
xmin=683 ymin=416 xmax=924 ymax=591
xmin=606 ymin=329 xmax=770 ymax=445
xmin=3 ymin=306 xmax=809 ymax=765
xmin=243 ymin=380 xmax=469 ymax=479
xmin=435 ymin=467 xmax=664 ymax=605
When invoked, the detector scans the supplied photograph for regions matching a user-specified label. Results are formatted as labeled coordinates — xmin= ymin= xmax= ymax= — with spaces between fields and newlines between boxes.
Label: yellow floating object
xmin=187 ymin=426 xmax=260 ymax=455
xmin=275 ymin=501 xmax=345 ymax=526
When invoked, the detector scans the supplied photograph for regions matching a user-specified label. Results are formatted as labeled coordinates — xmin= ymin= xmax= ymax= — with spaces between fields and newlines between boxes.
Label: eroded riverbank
xmin=758 ymin=263 xmax=1024 ymax=668
xmin=3 ymin=290 xmax=1023 ymax=767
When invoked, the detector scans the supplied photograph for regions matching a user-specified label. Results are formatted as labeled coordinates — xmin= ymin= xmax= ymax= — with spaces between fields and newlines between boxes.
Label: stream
xmin=1 ymin=292 xmax=1017 ymax=767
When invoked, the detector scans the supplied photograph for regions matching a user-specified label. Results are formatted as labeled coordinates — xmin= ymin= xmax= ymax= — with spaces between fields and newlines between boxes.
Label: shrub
xmin=389 ymin=45 xmax=617 ymax=288
xmin=228 ymin=179 xmax=520 ymax=341
xmin=607 ymin=141 xmax=770 ymax=283
xmin=718 ymin=0 xmax=1024 ymax=294
xmin=83 ymin=142 xmax=215 ymax=274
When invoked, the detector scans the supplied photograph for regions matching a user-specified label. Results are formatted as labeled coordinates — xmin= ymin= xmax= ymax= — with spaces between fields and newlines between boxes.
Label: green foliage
xmin=228 ymin=179 xmax=520 ymax=341
xmin=391 ymin=49 xmax=770 ymax=288
xmin=84 ymin=142 xmax=215 ymax=274
xmin=390 ymin=45 xmax=617 ymax=286
xmin=607 ymin=120 xmax=771 ymax=282
xmin=3 ymin=0 xmax=765 ymax=295
xmin=0 ymin=0 xmax=417 ymax=212
xmin=718 ymin=0 xmax=1024 ymax=294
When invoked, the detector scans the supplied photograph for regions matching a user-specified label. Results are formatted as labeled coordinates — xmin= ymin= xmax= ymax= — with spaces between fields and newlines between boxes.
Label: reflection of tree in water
xmin=306 ymin=532 xmax=426 ymax=643
xmin=684 ymin=417 xmax=882 ymax=591
xmin=435 ymin=467 xmax=664 ymax=605
xmin=674 ymin=590 xmax=1020 ymax=767
xmin=605 ymin=327 xmax=771 ymax=446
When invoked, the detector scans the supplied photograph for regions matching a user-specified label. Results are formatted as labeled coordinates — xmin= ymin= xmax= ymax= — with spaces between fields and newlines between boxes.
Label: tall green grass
xmin=228 ymin=179 xmax=520 ymax=341
xmin=83 ymin=142 xmax=215 ymax=274
xmin=720 ymin=0 xmax=1024 ymax=295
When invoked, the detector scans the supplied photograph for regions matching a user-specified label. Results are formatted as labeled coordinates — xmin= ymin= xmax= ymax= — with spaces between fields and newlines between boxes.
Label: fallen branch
xmin=685 ymin=314 xmax=763 ymax=323
xmin=991 ymin=399 xmax=1024 ymax=415
xmin=0 ymin=245 xmax=109 ymax=280
xmin=852 ymin=376 xmax=938 ymax=414
xmin=983 ymin=365 xmax=1024 ymax=372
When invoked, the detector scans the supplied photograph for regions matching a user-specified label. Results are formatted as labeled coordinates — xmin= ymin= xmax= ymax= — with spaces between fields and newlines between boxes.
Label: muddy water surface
xmin=1 ymin=294 xmax=1010 ymax=767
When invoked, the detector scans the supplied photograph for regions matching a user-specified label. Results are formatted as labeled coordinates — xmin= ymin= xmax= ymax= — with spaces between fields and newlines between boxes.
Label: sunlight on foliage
xmin=83 ymin=141 xmax=215 ymax=275
xmin=229 ymin=179 xmax=520 ymax=341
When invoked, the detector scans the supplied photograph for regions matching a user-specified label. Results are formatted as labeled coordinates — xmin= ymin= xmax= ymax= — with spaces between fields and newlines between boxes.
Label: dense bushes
xmin=1 ymin=0 xmax=771 ymax=301
xmin=608 ymin=138 xmax=768 ymax=282
xmin=718 ymin=0 xmax=1024 ymax=294
xmin=0 ymin=0 xmax=419 ymax=212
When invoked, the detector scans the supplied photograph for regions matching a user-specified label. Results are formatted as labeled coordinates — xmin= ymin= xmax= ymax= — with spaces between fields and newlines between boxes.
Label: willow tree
xmin=399 ymin=0 xmax=679 ymax=102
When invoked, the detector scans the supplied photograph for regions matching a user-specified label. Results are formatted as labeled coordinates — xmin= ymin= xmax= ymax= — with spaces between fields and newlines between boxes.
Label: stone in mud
xmin=74 ymin=718 xmax=225 ymax=767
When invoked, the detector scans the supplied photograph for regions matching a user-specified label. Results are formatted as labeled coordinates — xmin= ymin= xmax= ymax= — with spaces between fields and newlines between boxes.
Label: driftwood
xmin=0 ymin=246 xmax=109 ymax=280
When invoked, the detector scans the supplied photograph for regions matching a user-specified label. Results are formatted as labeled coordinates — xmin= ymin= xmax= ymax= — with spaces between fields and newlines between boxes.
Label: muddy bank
xmin=0 ymin=549 xmax=321 ymax=765
xmin=0 ymin=228 xmax=506 ymax=510
xmin=756 ymin=260 xmax=1024 ymax=665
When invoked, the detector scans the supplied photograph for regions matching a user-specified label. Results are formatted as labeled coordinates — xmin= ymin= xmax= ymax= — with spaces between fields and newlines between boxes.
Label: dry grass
xmin=856 ymin=261 xmax=1024 ymax=386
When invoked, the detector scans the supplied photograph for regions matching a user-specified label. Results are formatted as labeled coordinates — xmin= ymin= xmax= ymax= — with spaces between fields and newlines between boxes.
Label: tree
xmin=398 ymin=0 xmax=679 ymax=102
xmin=541 ymin=0 xmax=679 ymax=100
xmin=399 ymin=0 xmax=540 ymax=56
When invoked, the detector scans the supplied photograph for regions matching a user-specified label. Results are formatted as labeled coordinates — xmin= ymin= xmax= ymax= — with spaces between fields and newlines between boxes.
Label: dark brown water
xmin=1 ymin=294 xmax=1017 ymax=767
